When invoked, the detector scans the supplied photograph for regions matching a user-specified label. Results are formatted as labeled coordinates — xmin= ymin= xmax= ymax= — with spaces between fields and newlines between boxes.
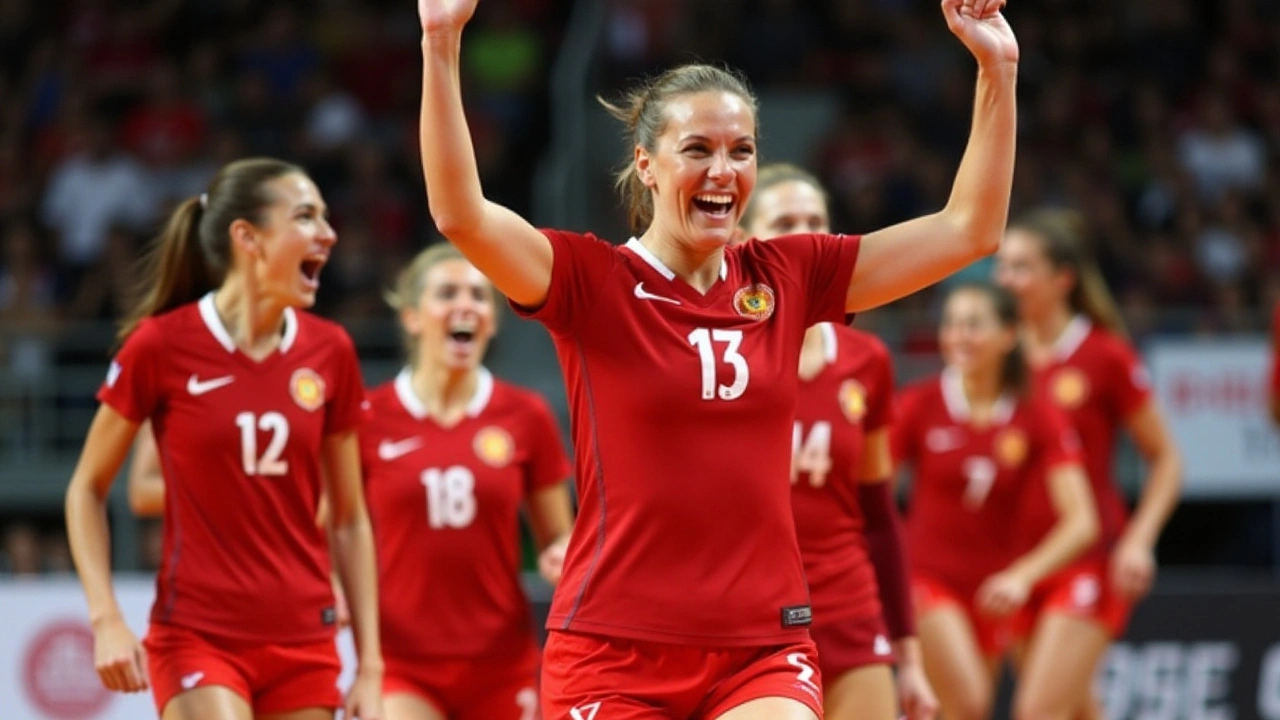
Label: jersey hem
xmin=546 ymin=616 xmax=811 ymax=648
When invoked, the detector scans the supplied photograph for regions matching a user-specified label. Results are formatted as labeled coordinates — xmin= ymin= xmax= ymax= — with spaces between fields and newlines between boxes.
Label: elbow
xmin=427 ymin=200 xmax=485 ymax=243
xmin=940 ymin=208 xmax=1002 ymax=260
xmin=1077 ymin=506 xmax=1101 ymax=548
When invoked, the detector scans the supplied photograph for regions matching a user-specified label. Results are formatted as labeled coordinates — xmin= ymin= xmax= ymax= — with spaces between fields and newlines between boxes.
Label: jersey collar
xmin=819 ymin=322 xmax=838 ymax=364
xmin=624 ymin=238 xmax=728 ymax=282
xmin=940 ymin=366 xmax=1015 ymax=425
xmin=394 ymin=366 xmax=494 ymax=420
xmin=197 ymin=292 xmax=298 ymax=354
xmin=1050 ymin=314 xmax=1091 ymax=361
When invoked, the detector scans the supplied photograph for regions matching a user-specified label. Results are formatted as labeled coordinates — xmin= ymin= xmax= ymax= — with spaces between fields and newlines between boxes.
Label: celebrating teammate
xmin=361 ymin=243 xmax=573 ymax=720
xmin=740 ymin=163 xmax=937 ymax=720
xmin=894 ymin=282 xmax=1098 ymax=720
xmin=64 ymin=158 xmax=383 ymax=720
xmin=418 ymin=0 xmax=1018 ymax=715
xmin=996 ymin=209 xmax=1181 ymax=720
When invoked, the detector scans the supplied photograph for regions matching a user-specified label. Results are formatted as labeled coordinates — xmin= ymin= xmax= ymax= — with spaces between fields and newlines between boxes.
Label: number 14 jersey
xmin=512 ymin=230 xmax=861 ymax=646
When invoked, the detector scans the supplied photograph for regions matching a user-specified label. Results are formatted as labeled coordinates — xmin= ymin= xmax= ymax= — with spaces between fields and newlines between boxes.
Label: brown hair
xmin=385 ymin=243 xmax=494 ymax=366
xmin=599 ymin=64 xmax=759 ymax=232
xmin=947 ymin=282 xmax=1029 ymax=396
xmin=740 ymin=162 xmax=828 ymax=230
xmin=118 ymin=158 xmax=306 ymax=341
xmin=1010 ymin=208 xmax=1127 ymax=337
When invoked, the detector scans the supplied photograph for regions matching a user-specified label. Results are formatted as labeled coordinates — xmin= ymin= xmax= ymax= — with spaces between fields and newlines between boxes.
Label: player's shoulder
xmin=489 ymin=376 xmax=554 ymax=417
xmin=120 ymin=301 xmax=202 ymax=350
xmin=364 ymin=379 xmax=400 ymax=407
xmin=1081 ymin=324 xmax=1138 ymax=362
xmin=292 ymin=309 xmax=354 ymax=343
xmin=896 ymin=375 xmax=941 ymax=408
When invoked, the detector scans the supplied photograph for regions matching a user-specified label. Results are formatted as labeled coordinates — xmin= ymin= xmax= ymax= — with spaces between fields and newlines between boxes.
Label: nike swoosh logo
xmin=378 ymin=437 xmax=424 ymax=461
xmin=180 ymin=671 xmax=204 ymax=690
xmin=633 ymin=282 xmax=681 ymax=305
xmin=187 ymin=374 xmax=235 ymax=396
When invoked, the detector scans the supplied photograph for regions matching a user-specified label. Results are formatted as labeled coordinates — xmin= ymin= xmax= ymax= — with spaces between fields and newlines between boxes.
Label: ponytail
xmin=118 ymin=197 xmax=213 ymax=342
xmin=1011 ymin=208 xmax=1128 ymax=338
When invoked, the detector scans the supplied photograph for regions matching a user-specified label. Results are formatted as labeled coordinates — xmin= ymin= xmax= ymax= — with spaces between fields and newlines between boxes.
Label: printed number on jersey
xmin=962 ymin=457 xmax=996 ymax=509
xmin=792 ymin=421 xmax=833 ymax=487
xmin=688 ymin=328 xmax=749 ymax=401
xmin=421 ymin=466 xmax=477 ymax=529
xmin=235 ymin=411 xmax=289 ymax=476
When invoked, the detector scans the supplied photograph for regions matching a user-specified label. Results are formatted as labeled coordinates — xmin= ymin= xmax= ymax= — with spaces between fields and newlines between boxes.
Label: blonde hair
xmin=740 ymin=163 xmax=828 ymax=230
xmin=385 ymin=243 xmax=493 ymax=365
xmin=599 ymin=64 xmax=759 ymax=233
xmin=1010 ymin=208 xmax=1128 ymax=338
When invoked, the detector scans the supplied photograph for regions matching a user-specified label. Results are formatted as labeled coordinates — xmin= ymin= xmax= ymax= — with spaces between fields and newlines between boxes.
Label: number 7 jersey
xmin=512 ymin=230 xmax=861 ymax=646
xmin=97 ymin=293 xmax=368 ymax=643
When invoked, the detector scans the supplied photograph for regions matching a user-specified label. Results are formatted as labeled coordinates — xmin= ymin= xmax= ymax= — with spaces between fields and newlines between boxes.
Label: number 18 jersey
xmin=97 ymin=293 xmax=367 ymax=643
xmin=512 ymin=230 xmax=861 ymax=646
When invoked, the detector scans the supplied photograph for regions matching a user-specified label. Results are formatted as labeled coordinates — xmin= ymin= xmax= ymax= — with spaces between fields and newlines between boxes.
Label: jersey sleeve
xmin=522 ymin=393 xmax=572 ymax=494
xmin=324 ymin=328 xmax=368 ymax=435
xmin=1035 ymin=402 xmax=1083 ymax=471
xmin=1108 ymin=338 xmax=1153 ymax=421
xmin=96 ymin=320 xmax=164 ymax=423
xmin=863 ymin=340 xmax=896 ymax=434
xmin=508 ymin=230 xmax=618 ymax=336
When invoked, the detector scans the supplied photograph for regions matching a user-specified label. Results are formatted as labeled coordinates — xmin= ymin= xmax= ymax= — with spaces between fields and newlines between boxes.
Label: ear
xmin=229 ymin=218 xmax=261 ymax=259
xmin=635 ymin=145 xmax=656 ymax=190
xmin=399 ymin=305 xmax=422 ymax=337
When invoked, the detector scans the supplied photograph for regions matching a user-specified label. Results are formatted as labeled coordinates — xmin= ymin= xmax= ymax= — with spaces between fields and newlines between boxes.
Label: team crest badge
xmin=838 ymin=380 xmax=867 ymax=423
xmin=994 ymin=427 xmax=1028 ymax=468
xmin=733 ymin=283 xmax=776 ymax=321
xmin=1050 ymin=367 xmax=1090 ymax=409
xmin=473 ymin=426 xmax=514 ymax=468
xmin=290 ymin=368 xmax=326 ymax=411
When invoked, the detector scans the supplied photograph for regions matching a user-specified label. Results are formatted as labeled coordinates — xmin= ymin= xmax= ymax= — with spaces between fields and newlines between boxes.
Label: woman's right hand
xmin=93 ymin=616 xmax=148 ymax=693
xmin=418 ymin=0 xmax=480 ymax=36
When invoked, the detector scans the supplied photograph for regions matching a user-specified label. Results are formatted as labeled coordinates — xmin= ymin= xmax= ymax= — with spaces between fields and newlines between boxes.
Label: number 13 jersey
xmin=512 ymin=230 xmax=861 ymax=646
xmin=97 ymin=293 xmax=368 ymax=643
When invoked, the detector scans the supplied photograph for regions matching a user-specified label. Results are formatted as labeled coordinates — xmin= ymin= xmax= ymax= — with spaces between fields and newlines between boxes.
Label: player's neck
xmin=960 ymin=368 xmax=1003 ymax=417
xmin=213 ymin=282 xmax=286 ymax=360
xmin=410 ymin=363 xmax=478 ymax=426
xmin=637 ymin=227 xmax=724 ymax=294
xmin=1024 ymin=305 xmax=1075 ymax=356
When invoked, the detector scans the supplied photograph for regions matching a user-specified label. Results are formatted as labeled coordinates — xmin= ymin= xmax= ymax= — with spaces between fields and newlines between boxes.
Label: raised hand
xmin=418 ymin=0 xmax=479 ymax=36
xmin=941 ymin=0 xmax=1020 ymax=68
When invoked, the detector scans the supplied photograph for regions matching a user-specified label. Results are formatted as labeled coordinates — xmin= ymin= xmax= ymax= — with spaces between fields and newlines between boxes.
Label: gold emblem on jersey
xmin=1050 ymin=368 xmax=1090 ymax=410
xmin=733 ymin=283 xmax=776 ymax=321
xmin=473 ymin=426 xmax=514 ymax=468
xmin=290 ymin=368 xmax=326 ymax=412
xmin=994 ymin=427 xmax=1028 ymax=468
xmin=838 ymin=379 xmax=867 ymax=423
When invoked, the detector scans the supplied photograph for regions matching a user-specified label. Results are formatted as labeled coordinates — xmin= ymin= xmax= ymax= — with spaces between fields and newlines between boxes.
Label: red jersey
xmin=512 ymin=231 xmax=861 ymax=646
xmin=98 ymin=293 xmax=367 ymax=643
xmin=1270 ymin=304 xmax=1280 ymax=401
xmin=1030 ymin=316 xmax=1150 ymax=550
xmin=790 ymin=323 xmax=893 ymax=626
xmin=894 ymin=369 xmax=1080 ymax=599
xmin=360 ymin=368 xmax=570 ymax=660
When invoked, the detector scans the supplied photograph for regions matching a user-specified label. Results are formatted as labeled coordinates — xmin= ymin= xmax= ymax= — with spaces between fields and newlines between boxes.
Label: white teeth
xmin=695 ymin=193 xmax=733 ymax=204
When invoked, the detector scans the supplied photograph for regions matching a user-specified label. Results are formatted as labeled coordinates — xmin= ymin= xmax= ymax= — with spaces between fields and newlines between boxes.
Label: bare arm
xmin=847 ymin=1 xmax=1018 ymax=312
xmin=1112 ymin=400 xmax=1182 ymax=599
xmin=126 ymin=422 xmax=164 ymax=517
xmin=419 ymin=2 xmax=552 ymax=308
xmin=321 ymin=430 xmax=383 ymax=718
xmin=1006 ymin=463 xmax=1098 ymax=586
xmin=65 ymin=404 xmax=148 ymax=692
xmin=527 ymin=482 xmax=574 ymax=585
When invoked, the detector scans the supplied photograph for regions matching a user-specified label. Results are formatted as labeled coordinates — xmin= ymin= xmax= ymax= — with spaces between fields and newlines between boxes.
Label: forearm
xmin=1123 ymin=453 xmax=1182 ymax=549
xmin=893 ymin=636 xmax=924 ymax=669
xmin=127 ymin=476 xmax=164 ymax=517
xmin=941 ymin=63 xmax=1018 ymax=253
xmin=331 ymin=518 xmax=383 ymax=672
xmin=1007 ymin=510 xmax=1096 ymax=586
xmin=66 ymin=484 xmax=123 ymax=626
xmin=420 ymin=32 xmax=487 ymax=235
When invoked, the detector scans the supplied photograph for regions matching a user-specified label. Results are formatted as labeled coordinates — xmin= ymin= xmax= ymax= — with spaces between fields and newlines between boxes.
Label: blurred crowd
xmin=4 ymin=0 xmax=1280 ymax=573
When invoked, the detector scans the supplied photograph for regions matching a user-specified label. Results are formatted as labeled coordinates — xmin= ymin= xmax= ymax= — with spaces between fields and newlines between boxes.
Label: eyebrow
xmin=295 ymin=202 xmax=329 ymax=216
xmin=679 ymin=134 xmax=757 ymax=144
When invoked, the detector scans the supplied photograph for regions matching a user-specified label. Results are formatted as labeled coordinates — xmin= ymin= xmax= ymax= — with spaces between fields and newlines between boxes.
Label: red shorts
xmin=541 ymin=631 xmax=823 ymax=719
xmin=144 ymin=623 xmax=341 ymax=716
xmin=384 ymin=641 xmax=540 ymax=720
xmin=912 ymin=576 xmax=1011 ymax=658
xmin=1012 ymin=560 xmax=1133 ymax=640
xmin=808 ymin=613 xmax=895 ymax=680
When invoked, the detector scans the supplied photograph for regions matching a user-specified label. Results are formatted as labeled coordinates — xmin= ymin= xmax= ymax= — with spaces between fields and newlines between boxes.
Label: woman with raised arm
xmin=996 ymin=209 xmax=1182 ymax=720
xmin=418 ymin=0 xmax=1017 ymax=716
xmin=739 ymin=163 xmax=938 ymax=720
xmin=65 ymin=158 xmax=383 ymax=720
